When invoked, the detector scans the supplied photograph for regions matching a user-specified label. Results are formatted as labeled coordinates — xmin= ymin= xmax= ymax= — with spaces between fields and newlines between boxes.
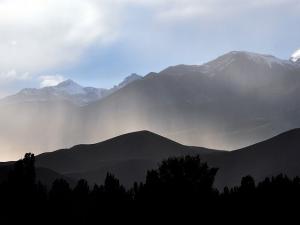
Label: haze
xmin=1 ymin=0 xmax=300 ymax=161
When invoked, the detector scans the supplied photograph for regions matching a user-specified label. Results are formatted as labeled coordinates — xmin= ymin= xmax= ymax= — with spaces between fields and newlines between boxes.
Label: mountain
xmin=26 ymin=129 xmax=300 ymax=189
xmin=80 ymin=51 xmax=300 ymax=151
xmin=35 ymin=131 xmax=220 ymax=187
xmin=1 ymin=79 xmax=104 ymax=106
xmin=112 ymin=73 xmax=142 ymax=89
xmin=1 ymin=74 xmax=142 ymax=106
xmin=206 ymin=128 xmax=300 ymax=189
xmin=2 ymin=51 xmax=300 ymax=160
xmin=0 ymin=73 xmax=142 ymax=160
xmin=291 ymin=49 xmax=300 ymax=63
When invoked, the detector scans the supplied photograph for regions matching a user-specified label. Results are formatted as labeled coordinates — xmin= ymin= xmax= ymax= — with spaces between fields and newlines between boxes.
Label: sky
xmin=0 ymin=0 xmax=300 ymax=97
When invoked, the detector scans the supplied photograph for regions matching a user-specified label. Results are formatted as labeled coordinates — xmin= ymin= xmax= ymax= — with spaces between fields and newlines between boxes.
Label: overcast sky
xmin=0 ymin=0 xmax=299 ymax=96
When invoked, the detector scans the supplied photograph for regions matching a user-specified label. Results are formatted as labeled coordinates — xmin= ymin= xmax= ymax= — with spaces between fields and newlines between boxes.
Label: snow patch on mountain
xmin=220 ymin=51 xmax=292 ymax=68
xmin=160 ymin=51 xmax=300 ymax=80
xmin=198 ymin=51 xmax=299 ymax=78
xmin=54 ymin=79 xmax=85 ymax=95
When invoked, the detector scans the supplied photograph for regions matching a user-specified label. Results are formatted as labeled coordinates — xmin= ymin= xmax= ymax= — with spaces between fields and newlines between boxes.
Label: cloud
xmin=0 ymin=70 xmax=32 ymax=82
xmin=0 ymin=0 xmax=299 ymax=84
xmin=0 ymin=0 xmax=120 ymax=74
xmin=39 ymin=75 xmax=65 ymax=87
xmin=0 ymin=70 xmax=33 ymax=97
xmin=136 ymin=0 xmax=300 ymax=24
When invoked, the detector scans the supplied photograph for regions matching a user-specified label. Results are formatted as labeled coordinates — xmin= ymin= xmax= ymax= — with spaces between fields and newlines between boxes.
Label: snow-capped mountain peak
xmin=291 ymin=49 xmax=300 ymax=63
xmin=54 ymin=79 xmax=85 ymax=95
xmin=1 ymin=74 xmax=143 ymax=106
xmin=221 ymin=51 xmax=290 ymax=67
xmin=160 ymin=51 xmax=297 ymax=78
xmin=201 ymin=51 xmax=296 ymax=75
xmin=56 ymin=79 xmax=79 ymax=87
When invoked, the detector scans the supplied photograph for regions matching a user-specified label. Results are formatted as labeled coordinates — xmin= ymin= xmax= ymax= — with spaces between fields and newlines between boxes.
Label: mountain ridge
xmin=33 ymin=130 xmax=221 ymax=187
xmin=208 ymin=128 xmax=300 ymax=188
xmin=161 ymin=51 xmax=299 ymax=76
xmin=12 ymin=128 xmax=300 ymax=189
xmin=35 ymin=130 xmax=219 ymax=173
xmin=0 ymin=73 xmax=142 ymax=106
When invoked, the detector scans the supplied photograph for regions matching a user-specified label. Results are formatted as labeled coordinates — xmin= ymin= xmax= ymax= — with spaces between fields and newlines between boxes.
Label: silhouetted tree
xmin=6 ymin=153 xmax=36 ymax=202
xmin=74 ymin=179 xmax=90 ymax=199
xmin=101 ymin=173 xmax=130 ymax=201
xmin=49 ymin=178 xmax=72 ymax=202
xmin=137 ymin=155 xmax=219 ymax=201
xmin=3 ymin=153 xmax=300 ymax=219
xmin=240 ymin=175 xmax=256 ymax=193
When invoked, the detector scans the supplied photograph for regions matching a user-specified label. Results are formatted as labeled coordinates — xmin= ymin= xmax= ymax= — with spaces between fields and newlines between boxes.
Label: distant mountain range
xmin=2 ymin=129 xmax=300 ymax=189
xmin=1 ymin=50 xmax=300 ymax=160
xmin=1 ymin=73 xmax=142 ymax=106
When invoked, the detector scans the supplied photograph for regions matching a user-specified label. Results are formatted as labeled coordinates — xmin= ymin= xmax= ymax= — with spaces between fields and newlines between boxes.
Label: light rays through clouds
xmin=0 ymin=0 xmax=299 ymax=96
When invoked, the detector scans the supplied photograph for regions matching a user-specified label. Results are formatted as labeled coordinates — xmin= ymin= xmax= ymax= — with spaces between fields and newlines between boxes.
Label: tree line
xmin=0 ymin=153 xmax=299 ymax=221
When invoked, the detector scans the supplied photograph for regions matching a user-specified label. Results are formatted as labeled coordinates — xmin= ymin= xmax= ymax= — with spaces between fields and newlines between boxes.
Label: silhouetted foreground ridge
xmin=0 ymin=153 xmax=299 ymax=222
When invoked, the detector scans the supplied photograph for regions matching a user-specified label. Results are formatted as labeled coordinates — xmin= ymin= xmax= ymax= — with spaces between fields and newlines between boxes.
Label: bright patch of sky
xmin=0 ymin=0 xmax=300 ymax=97
xmin=39 ymin=75 xmax=66 ymax=88
xmin=291 ymin=49 xmax=300 ymax=62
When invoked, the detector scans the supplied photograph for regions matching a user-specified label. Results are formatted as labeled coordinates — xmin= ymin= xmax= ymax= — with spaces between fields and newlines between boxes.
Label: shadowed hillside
xmin=0 ymin=164 xmax=75 ymax=188
xmin=207 ymin=128 xmax=300 ymax=189
xmin=36 ymin=131 xmax=221 ymax=186
xmin=34 ymin=129 xmax=300 ymax=189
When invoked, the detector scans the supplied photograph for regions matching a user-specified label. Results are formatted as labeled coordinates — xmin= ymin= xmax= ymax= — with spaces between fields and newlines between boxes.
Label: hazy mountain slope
xmin=81 ymin=51 xmax=300 ymax=150
xmin=0 ymin=74 xmax=142 ymax=160
xmin=36 ymin=131 xmax=221 ymax=186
